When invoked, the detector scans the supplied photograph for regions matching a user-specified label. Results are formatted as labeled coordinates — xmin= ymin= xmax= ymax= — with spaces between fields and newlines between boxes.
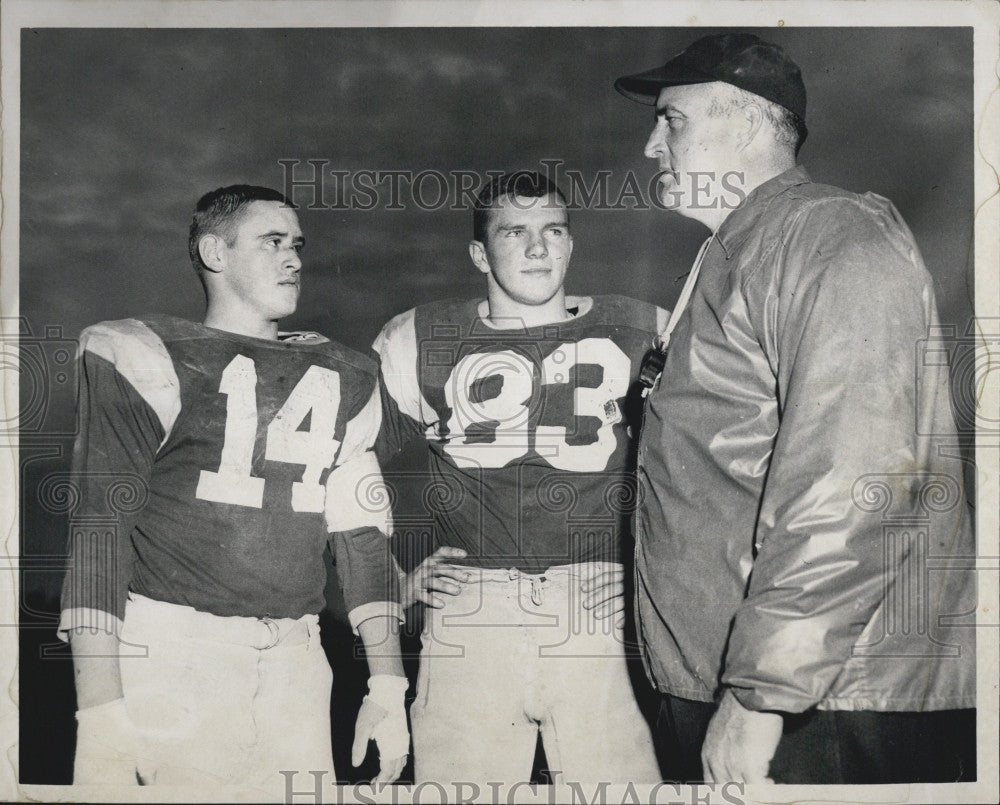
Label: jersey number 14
xmin=196 ymin=354 xmax=341 ymax=512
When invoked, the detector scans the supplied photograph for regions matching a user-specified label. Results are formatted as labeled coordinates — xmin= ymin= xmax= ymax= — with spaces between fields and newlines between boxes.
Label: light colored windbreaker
xmin=636 ymin=166 xmax=976 ymax=713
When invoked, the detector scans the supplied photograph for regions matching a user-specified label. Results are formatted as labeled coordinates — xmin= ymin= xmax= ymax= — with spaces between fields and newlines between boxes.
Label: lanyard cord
xmin=639 ymin=235 xmax=713 ymax=395
xmin=658 ymin=234 xmax=713 ymax=351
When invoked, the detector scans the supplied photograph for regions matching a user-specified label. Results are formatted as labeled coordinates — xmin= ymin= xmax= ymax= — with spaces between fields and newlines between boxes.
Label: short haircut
xmin=707 ymin=83 xmax=807 ymax=156
xmin=188 ymin=185 xmax=295 ymax=273
xmin=473 ymin=171 xmax=569 ymax=244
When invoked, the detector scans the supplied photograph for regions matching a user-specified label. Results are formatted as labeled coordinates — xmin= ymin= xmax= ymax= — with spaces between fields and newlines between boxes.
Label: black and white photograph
xmin=2 ymin=1 xmax=998 ymax=803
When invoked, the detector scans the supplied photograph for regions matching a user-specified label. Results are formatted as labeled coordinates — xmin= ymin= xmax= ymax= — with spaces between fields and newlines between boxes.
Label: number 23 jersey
xmin=59 ymin=314 xmax=396 ymax=636
xmin=375 ymin=295 xmax=666 ymax=573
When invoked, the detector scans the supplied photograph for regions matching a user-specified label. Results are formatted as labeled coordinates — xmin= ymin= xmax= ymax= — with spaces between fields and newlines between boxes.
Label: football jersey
xmin=59 ymin=314 xmax=398 ymax=636
xmin=375 ymin=295 xmax=666 ymax=573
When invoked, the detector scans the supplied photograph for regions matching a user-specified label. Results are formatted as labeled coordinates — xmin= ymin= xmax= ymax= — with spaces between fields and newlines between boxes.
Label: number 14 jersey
xmin=59 ymin=314 xmax=395 ymax=636
xmin=375 ymin=295 xmax=666 ymax=573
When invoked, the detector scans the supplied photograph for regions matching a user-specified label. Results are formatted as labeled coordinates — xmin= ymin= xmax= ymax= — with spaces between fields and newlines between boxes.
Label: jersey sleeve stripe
xmin=337 ymin=386 xmax=382 ymax=465
xmin=372 ymin=307 xmax=436 ymax=425
xmin=325 ymin=450 xmax=393 ymax=537
xmin=80 ymin=319 xmax=181 ymax=448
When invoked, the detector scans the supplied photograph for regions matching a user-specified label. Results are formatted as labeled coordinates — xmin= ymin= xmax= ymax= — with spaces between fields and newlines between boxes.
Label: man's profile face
xmin=217 ymin=200 xmax=304 ymax=323
xmin=644 ymin=83 xmax=744 ymax=220
xmin=475 ymin=193 xmax=573 ymax=308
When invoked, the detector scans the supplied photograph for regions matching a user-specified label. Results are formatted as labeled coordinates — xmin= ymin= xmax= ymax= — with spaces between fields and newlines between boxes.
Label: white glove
xmin=364 ymin=675 xmax=410 ymax=761
xmin=73 ymin=698 xmax=144 ymax=785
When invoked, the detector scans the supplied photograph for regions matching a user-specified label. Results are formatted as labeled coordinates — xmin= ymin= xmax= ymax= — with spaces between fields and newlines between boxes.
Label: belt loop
xmin=259 ymin=617 xmax=280 ymax=650
xmin=530 ymin=576 xmax=543 ymax=607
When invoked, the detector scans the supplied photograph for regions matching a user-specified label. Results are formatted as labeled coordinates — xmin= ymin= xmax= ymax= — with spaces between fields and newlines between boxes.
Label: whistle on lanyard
xmin=638 ymin=345 xmax=667 ymax=396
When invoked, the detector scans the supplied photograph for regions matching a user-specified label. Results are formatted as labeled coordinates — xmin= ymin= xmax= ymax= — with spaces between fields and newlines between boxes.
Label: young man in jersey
xmin=60 ymin=185 xmax=409 ymax=792
xmin=375 ymin=171 xmax=663 ymax=785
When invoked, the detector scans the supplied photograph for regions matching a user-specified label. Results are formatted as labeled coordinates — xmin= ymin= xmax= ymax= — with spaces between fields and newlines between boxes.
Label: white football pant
xmin=410 ymin=563 xmax=659 ymax=785
xmin=118 ymin=593 xmax=336 ymax=795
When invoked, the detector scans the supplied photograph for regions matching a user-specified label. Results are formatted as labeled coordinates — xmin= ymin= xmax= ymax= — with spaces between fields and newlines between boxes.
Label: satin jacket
xmin=636 ymin=166 xmax=976 ymax=713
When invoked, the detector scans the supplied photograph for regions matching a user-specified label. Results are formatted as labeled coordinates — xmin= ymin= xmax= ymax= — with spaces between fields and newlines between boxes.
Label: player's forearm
xmin=356 ymin=615 xmax=405 ymax=678
xmin=69 ymin=629 xmax=125 ymax=709
xmin=330 ymin=525 xmax=404 ymax=631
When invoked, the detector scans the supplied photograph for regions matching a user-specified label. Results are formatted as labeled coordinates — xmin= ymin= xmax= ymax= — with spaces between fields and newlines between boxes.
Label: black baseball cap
xmin=614 ymin=33 xmax=807 ymax=125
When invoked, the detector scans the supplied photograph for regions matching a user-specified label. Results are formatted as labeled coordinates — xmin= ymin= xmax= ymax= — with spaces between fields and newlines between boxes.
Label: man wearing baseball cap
xmin=616 ymin=33 xmax=976 ymax=784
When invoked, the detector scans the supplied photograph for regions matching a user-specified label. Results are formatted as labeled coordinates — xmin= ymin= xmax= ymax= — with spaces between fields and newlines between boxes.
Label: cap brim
xmin=614 ymin=62 xmax=718 ymax=105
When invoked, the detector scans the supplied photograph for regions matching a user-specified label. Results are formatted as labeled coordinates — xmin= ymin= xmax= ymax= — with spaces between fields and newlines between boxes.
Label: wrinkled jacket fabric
xmin=636 ymin=166 xmax=976 ymax=713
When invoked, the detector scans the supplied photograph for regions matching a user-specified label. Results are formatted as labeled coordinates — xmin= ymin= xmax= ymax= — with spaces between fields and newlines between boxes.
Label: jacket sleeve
xmin=721 ymin=197 xmax=951 ymax=712
xmin=325 ymin=385 xmax=402 ymax=634
xmin=58 ymin=322 xmax=176 ymax=640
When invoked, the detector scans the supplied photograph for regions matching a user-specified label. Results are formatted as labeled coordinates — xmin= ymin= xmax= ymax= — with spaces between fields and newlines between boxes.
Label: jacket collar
xmin=715 ymin=165 xmax=811 ymax=259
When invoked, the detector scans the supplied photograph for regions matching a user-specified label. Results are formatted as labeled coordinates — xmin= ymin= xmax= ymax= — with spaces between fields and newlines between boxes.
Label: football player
xmin=375 ymin=171 xmax=663 ymax=785
xmin=59 ymin=185 xmax=408 ymax=791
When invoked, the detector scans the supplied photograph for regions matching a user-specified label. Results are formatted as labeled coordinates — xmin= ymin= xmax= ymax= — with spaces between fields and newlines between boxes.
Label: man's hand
xmin=401 ymin=546 xmax=470 ymax=608
xmin=701 ymin=689 xmax=783 ymax=784
xmin=73 ymin=698 xmax=144 ymax=785
xmin=580 ymin=565 xmax=626 ymax=627
xmin=351 ymin=675 xmax=409 ymax=785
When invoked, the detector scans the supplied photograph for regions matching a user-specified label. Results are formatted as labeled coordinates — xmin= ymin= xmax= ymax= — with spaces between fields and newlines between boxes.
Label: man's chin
xmin=272 ymin=304 xmax=299 ymax=322
xmin=656 ymin=184 xmax=721 ymax=223
xmin=276 ymin=292 xmax=300 ymax=319
xmin=654 ymin=180 xmax=686 ymax=212
xmin=518 ymin=288 xmax=563 ymax=307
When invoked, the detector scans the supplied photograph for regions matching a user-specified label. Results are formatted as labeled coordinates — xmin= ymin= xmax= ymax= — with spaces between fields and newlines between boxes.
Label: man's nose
xmin=644 ymin=121 xmax=667 ymax=159
xmin=285 ymin=249 xmax=302 ymax=271
xmin=525 ymin=231 xmax=548 ymax=258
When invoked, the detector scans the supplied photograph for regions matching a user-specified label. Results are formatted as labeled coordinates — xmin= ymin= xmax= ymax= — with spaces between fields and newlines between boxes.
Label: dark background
xmin=17 ymin=27 xmax=975 ymax=785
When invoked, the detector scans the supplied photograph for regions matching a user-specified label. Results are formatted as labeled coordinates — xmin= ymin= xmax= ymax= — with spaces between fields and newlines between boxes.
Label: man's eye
xmin=506 ymin=230 xmax=523 ymax=237
xmin=548 ymin=228 xmax=566 ymax=237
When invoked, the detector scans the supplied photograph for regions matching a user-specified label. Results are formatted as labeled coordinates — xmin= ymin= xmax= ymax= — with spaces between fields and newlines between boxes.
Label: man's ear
xmin=198 ymin=234 xmax=226 ymax=274
xmin=469 ymin=240 xmax=491 ymax=275
xmin=736 ymin=103 xmax=765 ymax=152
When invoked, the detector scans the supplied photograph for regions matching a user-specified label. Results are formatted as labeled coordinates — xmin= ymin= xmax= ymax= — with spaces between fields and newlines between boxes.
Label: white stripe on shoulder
xmin=81 ymin=319 xmax=181 ymax=446
xmin=371 ymin=307 xmax=416 ymax=356
xmin=373 ymin=308 xmax=436 ymax=425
